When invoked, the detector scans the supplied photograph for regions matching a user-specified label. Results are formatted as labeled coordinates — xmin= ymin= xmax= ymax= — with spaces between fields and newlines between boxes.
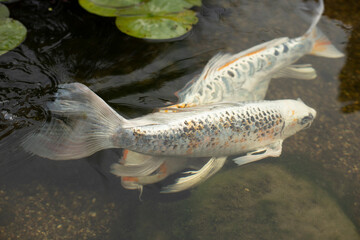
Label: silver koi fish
xmin=175 ymin=0 xmax=343 ymax=105
xmin=115 ymin=101 xmax=315 ymax=158
xmin=117 ymin=0 xmax=343 ymax=192
xmin=22 ymin=83 xmax=316 ymax=183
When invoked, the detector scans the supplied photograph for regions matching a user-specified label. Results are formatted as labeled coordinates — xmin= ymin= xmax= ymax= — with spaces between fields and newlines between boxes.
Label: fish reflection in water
xmin=22 ymin=0 xmax=342 ymax=194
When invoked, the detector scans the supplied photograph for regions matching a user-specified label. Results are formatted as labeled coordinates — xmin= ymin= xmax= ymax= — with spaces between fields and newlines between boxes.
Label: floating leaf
xmin=79 ymin=0 xmax=144 ymax=17
xmin=184 ymin=0 xmax=202 ymax=7
xmin=88 ymin=0 xmax=142 ymax=8
xmin=115 ymin=0 xmax=199 ymax=39
xmin=0 ymin=3 xmax=9 ymax=18
xmin=79 ymin=0 xmax=120 ymax=17
xmin=0 ymin=18 xmax=26 ymax=55
xmin=79 ymin=0 xmax=200 ymax=40
xmin=116 ymin=10 xmax=198 ymax=39
xmin=117 ymin=0 xmax=198 ymax=14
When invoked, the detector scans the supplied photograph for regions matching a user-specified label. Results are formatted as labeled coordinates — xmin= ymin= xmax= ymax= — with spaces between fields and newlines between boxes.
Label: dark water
xmin=0 ymin=0 xmax=360 ymax=239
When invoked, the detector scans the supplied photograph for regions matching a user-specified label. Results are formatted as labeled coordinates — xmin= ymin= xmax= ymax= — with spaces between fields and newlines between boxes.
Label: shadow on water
xmin=1 ymin=0 xmax=360 ymax=239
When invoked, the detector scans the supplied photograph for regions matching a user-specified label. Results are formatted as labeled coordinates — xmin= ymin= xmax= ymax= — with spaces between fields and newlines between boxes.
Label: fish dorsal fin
xmin=156 ymin=103 xmax=197 ymax=113
xmin=156 ymin=102 xmax=244 ymax=114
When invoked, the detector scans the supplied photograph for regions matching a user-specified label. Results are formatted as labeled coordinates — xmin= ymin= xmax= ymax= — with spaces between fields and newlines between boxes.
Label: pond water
xmin=1 ymin=0 xmax=360 ymax=239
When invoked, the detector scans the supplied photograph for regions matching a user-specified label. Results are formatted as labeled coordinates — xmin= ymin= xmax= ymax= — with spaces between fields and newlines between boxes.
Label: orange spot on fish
xmin=122 ymin=149 xmax=129 ymax=161
xmin=217 ymin=47 xmax=266 ymax=71
xmin=203 ymin=68 xmax=211 ymax=80
xmin=158 ymin=163 xmax=167 ymax=178
xmin=122 ymin=176 xmax=139 ymax=182
xmin=186 ymin=147 xmax=193 ymax=155
xmin=159 ymin=103 xmax=197 ymax=113
xmin=243 ymin=47 xmax=266 ymax=57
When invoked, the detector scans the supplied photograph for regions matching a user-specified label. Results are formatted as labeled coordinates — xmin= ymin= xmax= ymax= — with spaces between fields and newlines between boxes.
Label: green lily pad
xmin=116 ymin=10 xmax=198 ymax=39
xmin=88 ymin=0 xmax=142 ymax=8
xmin=117 ymin=0 xmax=198 ymax=14
xmin=115 ymin=0 xmax=199 ymax=39
xmin=79 ymin=0 xmax=145 ymax=17
xmin=0 ymin=18 xmax=27 ymax=56
xmin=184 ymin=0 xmax=201 ymax=6
xmin=79 ymin=0 xmax=120 ymax=17
xmin=0 ymin=3 xmax=9 ymax=18
xmin=79 ymin=0 xmax=200 ymax=39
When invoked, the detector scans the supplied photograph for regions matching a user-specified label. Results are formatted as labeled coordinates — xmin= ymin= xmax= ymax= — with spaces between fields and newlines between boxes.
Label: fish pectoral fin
xmin=161 ymin=157 xmax=227 ymax=193
xmin=121 ymin=161 xmax=170 ymax=188
xmin=273 ymin=64 xmax=317 ymax=80
xmin=110 ymin=151 xmax=165 ymax=177
xmin=233 ymin=140 xmax=283 ymax=166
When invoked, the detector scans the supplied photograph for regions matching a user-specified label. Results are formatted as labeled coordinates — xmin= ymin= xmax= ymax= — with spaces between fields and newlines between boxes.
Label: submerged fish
xmin=22 ymin=83 xmax=316 ymax=184
xmin=175 ymin=0 xmax=343 ymax=105
xmin=117 ymin=0 xmax=343 ymax=192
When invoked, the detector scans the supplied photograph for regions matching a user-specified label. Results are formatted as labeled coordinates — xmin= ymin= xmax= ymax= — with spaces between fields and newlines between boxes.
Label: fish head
xmin=279 ymin=99 xmax=317 ymax=138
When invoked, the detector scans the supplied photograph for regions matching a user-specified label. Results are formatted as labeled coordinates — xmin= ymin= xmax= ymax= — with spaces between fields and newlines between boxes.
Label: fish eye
xmin=300 ymin=113 xmax=314 ymax=125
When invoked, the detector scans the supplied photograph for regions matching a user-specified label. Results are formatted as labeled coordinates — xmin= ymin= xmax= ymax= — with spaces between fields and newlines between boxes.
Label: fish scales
xmin=181 ymin=38 xmax=313 ymax=105
xmin=115 ymin=103 xmax=285 ymax=157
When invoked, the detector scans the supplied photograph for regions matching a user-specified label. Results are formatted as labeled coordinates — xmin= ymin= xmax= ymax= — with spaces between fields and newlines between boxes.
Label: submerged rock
xmin=185 ymin=164 xmax=359 ymax=239
xmin=136 ymin=163 xmax=359 ymax=240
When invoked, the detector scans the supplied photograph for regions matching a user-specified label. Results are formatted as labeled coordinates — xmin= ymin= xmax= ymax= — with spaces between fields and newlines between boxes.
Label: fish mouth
xmin=304 ymin=122 xmax=313 ymax=129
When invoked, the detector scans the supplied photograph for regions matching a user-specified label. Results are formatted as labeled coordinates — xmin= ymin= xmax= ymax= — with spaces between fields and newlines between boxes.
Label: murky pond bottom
xmin=1 ymin=0 xmax=360 ymax=239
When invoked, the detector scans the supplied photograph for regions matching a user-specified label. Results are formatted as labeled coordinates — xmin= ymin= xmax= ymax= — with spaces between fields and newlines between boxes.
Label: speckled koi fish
xmin=171 ymin=0 xmax=343 ymax=105
xmin=22 ymin=83 xmax=316 ymax=171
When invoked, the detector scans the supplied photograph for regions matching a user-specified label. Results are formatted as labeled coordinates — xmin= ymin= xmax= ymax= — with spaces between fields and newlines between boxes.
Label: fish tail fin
xmin=22 ymin=83 xmax=127 ymax=160
xmin=300 ymin=0 xmax=344 ymax=58
xmin=307 ymin=27 xmax=344 ymax=58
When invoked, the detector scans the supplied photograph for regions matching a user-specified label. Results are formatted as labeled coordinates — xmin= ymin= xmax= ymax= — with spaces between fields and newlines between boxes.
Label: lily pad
xmin=184 ymin=0 xmax=201 ymax=6
xmin=88 ymin=0 xmax=142 ymax=8
xmin=79 ymin=0 xmax=200 ymax=39
xmin=79 ymin=0 xmax=120 ymax=17
xmin=115 ymin=0 xmax=199 ymax=39
xmin=79 ymin=0 xmax=146 ymax=17
xmin=117 ymin=0 xmax=199 ymax=14
xmin=78 ymin=0 xmax=144 ymax=17
xmin=116 ymin=10 xmax=198 ymax=39
xmin=0 ymin=3 xmax=9 ymax=18
xmin=0 ymin=18 xmax=26 ymax=56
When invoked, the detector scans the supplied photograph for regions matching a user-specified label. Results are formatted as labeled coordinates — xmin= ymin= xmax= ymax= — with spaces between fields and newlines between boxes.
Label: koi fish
xmin=175 ymin=0 xmax=343 ymax=105
xmin=117 ymin=0 xmax=343 ymax=192
xmin=22 ymin=83 xmax=316 ymax=188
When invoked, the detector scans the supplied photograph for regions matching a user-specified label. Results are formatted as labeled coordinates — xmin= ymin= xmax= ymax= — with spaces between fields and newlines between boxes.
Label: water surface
xmin=0 ymin=0 xmax=359 ymax=239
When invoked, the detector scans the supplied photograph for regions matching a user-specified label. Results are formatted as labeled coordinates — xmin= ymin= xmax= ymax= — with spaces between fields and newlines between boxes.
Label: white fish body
xmin=176 ymin=0 xmax=343 ymax=105
xmin=23 ymin=83 xmax=316 ymax=192
xmin=23 ymin=83 xmax=316 ymax=159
